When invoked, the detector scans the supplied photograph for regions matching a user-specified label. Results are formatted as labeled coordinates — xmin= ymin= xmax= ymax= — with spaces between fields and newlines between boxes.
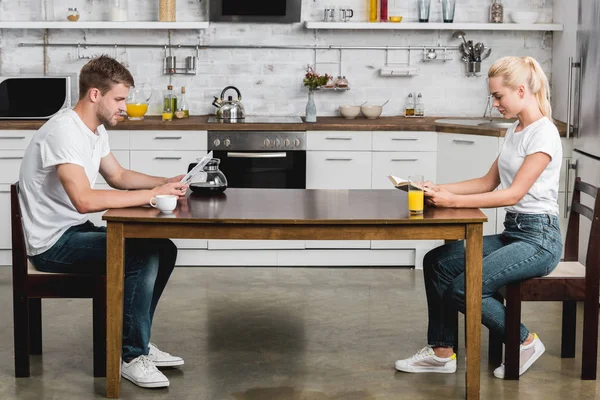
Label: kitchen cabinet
xmin=0 ymin=130 xmax=35 ymax=149
xmin=0 ymin=185 xmax=10 ymax=250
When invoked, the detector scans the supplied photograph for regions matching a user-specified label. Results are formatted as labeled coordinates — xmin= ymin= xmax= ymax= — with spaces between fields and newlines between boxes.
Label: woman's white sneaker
xmin=395 ymin=346 xmax=457 ymax=373
xmin=121 ymin=355 xmax=170 ymax=388
xmin=493 ymin=333 xmax=545 ymax=379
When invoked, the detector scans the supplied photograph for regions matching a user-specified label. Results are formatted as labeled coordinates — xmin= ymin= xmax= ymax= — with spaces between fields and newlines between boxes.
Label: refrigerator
xmin=570 ymin=0 xmax=600 ymax=262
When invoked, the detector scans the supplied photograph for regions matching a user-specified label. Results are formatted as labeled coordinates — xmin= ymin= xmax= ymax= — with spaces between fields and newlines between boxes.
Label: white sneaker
xmin=148 ymin=343 xmax=184 ymax=367
xmin=493 ymin=333 xmax=545 ymax=379
xmin=395 ymin=346 xmax=457 ymax=373
xmin=121 ymin=355 xmax=170 ymax=388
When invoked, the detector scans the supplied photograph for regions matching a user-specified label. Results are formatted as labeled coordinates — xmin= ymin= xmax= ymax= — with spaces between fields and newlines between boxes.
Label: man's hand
xmin=422 ymin=181 xmax=440 ymax=192
xmin=153 ymin=181 xmax=188 ymax=198
xmin=424 ymin=186 xmax=458 ymax=208
xmin=167 ymin=174 xmax=186 ymax=184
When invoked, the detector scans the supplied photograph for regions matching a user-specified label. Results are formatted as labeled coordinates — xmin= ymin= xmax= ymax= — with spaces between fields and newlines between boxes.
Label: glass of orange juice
xmin=408 ymin=175 xmax=424 ymax=215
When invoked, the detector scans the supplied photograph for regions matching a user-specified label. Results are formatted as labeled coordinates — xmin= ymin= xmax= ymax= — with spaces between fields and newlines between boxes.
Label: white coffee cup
xmin=149 ymin=195 xmax=178 ymax=214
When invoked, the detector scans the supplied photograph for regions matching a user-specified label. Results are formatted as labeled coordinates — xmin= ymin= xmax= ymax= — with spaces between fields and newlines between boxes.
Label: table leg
xmin=106 ymin=223 xmax=125 ymax=398
xmin=464 ymin=223 xmax=483 ymax=400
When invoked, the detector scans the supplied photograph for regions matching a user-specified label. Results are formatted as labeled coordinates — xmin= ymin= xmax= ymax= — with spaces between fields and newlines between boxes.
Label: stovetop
xmin=207 ymin=116 xmax=304 ymax=124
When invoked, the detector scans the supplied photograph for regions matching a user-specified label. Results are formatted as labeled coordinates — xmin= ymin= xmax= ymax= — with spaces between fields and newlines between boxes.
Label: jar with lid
xmin=189 ymin=158 xmax=228 ymax=195
xmin=334 ymin=76 xmax=349 ymax=89
xmin=490 ymin=0 xmax=504 ymax=23
xmin=110 ymin=0 xmax=128 ymax=22
xmin=159 ymin=0 xmax=176 ymax=22
xmin=66 ymin=7 xmax=80 ymax=22
xmin=415 ymin=93 xmax=425 ymax=117
xmin=405 ymin=93 xmax=415 ymax=117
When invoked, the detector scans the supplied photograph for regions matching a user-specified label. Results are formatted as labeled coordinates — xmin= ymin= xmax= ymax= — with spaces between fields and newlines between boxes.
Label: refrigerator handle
xmin=575 ymin=57 xmax=584 ymax=138
xmin=566 ymin=57 xmax=583 ymax=139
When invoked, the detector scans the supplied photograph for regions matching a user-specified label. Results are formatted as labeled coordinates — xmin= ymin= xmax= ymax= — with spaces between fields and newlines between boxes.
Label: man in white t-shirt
xmin=19 ymin=55 xmax=187 ymax=389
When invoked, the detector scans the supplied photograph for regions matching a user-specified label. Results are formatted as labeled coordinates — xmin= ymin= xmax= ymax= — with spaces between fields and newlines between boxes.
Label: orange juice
xmin=126 ymin=103 xmax=148 ymax=120
xmin=408 ymin=190 xmax=424 ymax=214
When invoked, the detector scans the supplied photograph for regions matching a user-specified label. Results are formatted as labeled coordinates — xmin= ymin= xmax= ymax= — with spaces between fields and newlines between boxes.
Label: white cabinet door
xmin=372 ymin=131 xmax=437 ymax=152
xmin=130 ymin=150 xmax=199 ymax=178
xmin=306 ymin=131 xmax=372 ymax=151
xmin=0 ymin=130 xmax=35 ymax=149
xmin=108 ymin=130 xmax=130 ymax=150
xmin=306 ymin=151 xmax=372 ymax=189
xmin=130 ymin=131 xmax=207 ymax=151
xmin=96 ymin=150 xmax=130 ymax=184
xmin=0 ymin=185 xmax=10 ymax=249
xmin=371 ymin=152 xmax=437 ymax=189
xmin=0 ymin=150 xmax=25 ymax=184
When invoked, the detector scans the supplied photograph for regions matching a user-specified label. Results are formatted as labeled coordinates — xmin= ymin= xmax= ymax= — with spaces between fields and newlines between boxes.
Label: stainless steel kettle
xmin=212 ymin=86 xmax=245 ymax=122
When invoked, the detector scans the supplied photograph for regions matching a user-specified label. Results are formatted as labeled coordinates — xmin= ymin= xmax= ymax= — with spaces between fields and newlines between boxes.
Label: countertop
xmin=0 ymin=116 xmax=568 ymax=138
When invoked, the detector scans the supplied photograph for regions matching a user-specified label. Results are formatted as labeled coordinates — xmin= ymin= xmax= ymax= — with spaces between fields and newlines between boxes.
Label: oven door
xmin=209 ymin=0 xmax=302 ymax=23
xmin=214 ymin=150 xmax=305 ymax=189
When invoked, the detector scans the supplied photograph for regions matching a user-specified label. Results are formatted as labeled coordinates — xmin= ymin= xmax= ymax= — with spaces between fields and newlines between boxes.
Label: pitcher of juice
xmin=126 ymin=82 xmax=152 ymax=120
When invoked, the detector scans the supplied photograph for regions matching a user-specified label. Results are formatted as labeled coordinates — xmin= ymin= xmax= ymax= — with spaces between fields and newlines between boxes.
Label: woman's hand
xmin=425 ymin=186 xmax=459 ymax=208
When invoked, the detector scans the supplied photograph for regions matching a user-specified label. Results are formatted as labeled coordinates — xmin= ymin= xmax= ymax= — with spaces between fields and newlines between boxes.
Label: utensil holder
xmin=466 ymin=61 xmax=481 ymax=76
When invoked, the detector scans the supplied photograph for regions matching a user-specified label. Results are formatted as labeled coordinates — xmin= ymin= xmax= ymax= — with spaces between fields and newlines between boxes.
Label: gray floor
xmin=0 ymin=266 xmax=599 ymax=400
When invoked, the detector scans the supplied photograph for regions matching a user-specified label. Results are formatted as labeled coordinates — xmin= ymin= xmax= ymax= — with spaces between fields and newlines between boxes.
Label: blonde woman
xmin=395 ymin=56 xmax=563 ymax=379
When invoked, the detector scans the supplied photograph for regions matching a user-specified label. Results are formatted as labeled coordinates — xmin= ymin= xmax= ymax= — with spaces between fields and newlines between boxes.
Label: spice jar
xmin=334 ymin=76 xmax=349 ymax=89
xmin=159 ymin=0 xmax=176 ymax=22
xmin=67 ymin=7 xmax=80 ymax=22
xmin=490 ymin=0 xmax=504 ymax=23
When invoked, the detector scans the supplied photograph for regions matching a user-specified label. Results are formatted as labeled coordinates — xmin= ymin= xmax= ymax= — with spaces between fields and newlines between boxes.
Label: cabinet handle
xmin=0 ymin=190 xmax=10 ymax=193
xmin=325 ymin=137 xmax=352 ymax=140
xmin=391 ymin=138 xmax=418 ymax=141
xmin=154 ymin=157 xmax=182 ymax=160
xmin=564 ymin=159 xmax=577 ymax=218
xmin=391 ymin=158 xmax=418 ymax=162
xmin=0 ymin=136 xmax=26 ymax=139
xmin=452 ymin=139 xmax=475 ymax=145
xmin=325 ymin=158 xmax=352 ymax=161
xmin=0 ymin=156 xmax=24 ymax=160
xmin=154 ymin=136 xmax=183 ymax=140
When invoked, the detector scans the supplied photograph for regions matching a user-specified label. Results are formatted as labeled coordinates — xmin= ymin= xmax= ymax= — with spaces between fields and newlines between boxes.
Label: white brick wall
xmin=0 ymin=0 xmax=554 ymax=117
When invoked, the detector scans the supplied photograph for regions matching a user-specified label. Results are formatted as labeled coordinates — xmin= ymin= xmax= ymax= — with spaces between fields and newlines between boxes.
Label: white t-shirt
xmin=19 ymin=109 xmax=111 ymax=256
xmin=498 ymin=116 xmax=562 ymax=216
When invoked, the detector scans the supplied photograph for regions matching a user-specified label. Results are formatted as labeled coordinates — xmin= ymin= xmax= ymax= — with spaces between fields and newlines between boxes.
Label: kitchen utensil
xmin=452 ymin=30 xmax=469 ymax=48
xmin=461 ymin=55 xmax=470 ymax=63
xmin=181 ymin=151 xmax=213 ymax=185
xmin=441 ymin=0 xmax=456 ymax=23
xmin=381 ymin=99 xmax=390 ymax=107
xmin=125 ymin=82 xmax=152 ymax=120
xmin=188 ymin=158 xmax=228 ymax=195
xmin=474 ymin=42 xmax=484 ymax=62
xmin=511 ymin=11 xmax=539 ymax=24
xmin=361 ymin=105 xmax=382 ymax=119
xmin=481 ymin=48 xmax=492 ymax=60
xmin=212 ymin=86 xmax=245 ymax=122
xmin=360 ymin=101 xmax=368 ymax=106
xmin=339 ymin=105 xmax=361 ymax=119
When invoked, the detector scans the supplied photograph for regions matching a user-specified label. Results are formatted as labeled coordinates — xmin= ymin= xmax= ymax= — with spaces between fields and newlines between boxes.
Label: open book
xmin=387 ymin=175 xmax=433 ymax=192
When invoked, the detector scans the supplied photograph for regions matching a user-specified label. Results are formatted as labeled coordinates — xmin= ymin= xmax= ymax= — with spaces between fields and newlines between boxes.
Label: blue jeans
xmin=29 ymin=221 xmax=177 ymax=361
xmin=423 ymin=212 xmax=562 ymax=347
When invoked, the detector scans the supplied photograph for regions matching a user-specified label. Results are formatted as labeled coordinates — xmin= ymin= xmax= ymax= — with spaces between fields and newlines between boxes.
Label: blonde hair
xmin=488 ymin=56 xmax=552 ymax=120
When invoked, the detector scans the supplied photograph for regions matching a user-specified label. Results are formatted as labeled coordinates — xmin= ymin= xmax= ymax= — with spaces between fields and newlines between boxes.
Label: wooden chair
xmin=490 ymin=178 xmax=600 ymax=380
xmin=11 ymin=182 xmax=107 ymax=377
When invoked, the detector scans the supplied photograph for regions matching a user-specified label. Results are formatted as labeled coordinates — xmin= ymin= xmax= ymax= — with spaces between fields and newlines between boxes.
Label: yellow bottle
xmin=369 ymin=0 xmax=378 ymax=22
xmin=408 ymin=190 xmax=424 ymax=214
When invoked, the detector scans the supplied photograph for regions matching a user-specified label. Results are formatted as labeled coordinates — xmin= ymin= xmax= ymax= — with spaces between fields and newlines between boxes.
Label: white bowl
xmin=339 ymin=105 xmax=361 ymax=119
xmin=511 ymin=11 xmax=539 ymax=24
xmin=361 ymin=105 xmax=382 ymax=119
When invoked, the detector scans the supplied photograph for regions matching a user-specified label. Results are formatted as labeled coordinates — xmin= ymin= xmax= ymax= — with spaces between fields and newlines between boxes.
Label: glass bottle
xmin=415 ymin=93 xmax=425 ymax=117
xmin=405 ymin=93 xmax=415 ymax=117
xmin=175 ymin=86 xmax=190 ymax=119
xmin=380 ymin=0 xmax=388 ymax=22
xmin=490 ymin=0 xmax=504 ymax=23
xmin=163 ymin=85 xmax=177 ymax=116
xmin=334 ymin=76 xmax=349 ymax=89
xmin=369 ymin=0 xmax=378 ymax=22
xmin=66 ymin=7 xmax=80 ymax=22
xmin=110 ymin=0 xmax=128 ymax=22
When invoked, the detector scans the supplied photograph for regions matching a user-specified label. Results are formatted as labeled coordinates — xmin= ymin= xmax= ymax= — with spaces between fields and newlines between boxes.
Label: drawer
xmin=208 ymin=240 xmax=304 ymax=250
xmin=306 ymin=151 xmax=372 ymax=189
xmin=372 ymin=152 xmax=437 ymax=189
xmin=0 ymin=130 xmax=34 ymax=149
xmin=96 ymin=150 xmax=130 ymax=184
xmin=108 ymin=130 xmax=129 ymax=150
xmin=372 ymin=131 xmax=437 ymax=152
xmin=306 ymin=131 xmax=372 ymax=151
xmin=130 ymin=130 xmax=207 ymax=151
xmin=0 ymin=184 xmax=10 ymax=249
xmin=0 ymin=150 xmax=25 ymax=183
xmin=130 ymin=151 xmax=200 ymax=178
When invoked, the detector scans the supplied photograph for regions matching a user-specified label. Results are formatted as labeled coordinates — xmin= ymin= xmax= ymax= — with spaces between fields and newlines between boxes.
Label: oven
xmin=209 ymin=0 xmax=302 ymax=23
xmin=208 ymin=131 xmax=306 ymax=189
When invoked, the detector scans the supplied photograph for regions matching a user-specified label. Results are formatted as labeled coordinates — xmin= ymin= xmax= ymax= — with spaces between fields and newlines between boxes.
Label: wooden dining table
xmin=103 ymin=188 xmax=486 ymax=399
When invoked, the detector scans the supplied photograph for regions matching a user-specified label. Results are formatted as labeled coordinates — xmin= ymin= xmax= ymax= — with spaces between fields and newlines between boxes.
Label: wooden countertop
xmin=0 ymin=115 xmax=568 ymax=138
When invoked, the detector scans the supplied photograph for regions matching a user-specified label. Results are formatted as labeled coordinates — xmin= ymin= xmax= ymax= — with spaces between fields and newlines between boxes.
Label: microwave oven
xmin=0 ymin=75 xmax=77 ymax=119
xmin=209 ymin=0 xmax=302 ymax=23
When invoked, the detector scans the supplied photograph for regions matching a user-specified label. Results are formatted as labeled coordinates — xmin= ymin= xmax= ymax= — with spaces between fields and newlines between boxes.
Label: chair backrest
xmin=11 ymin=182 xmax=28 ymax=286
xmin=564 ymin=178 xmax=600 ymax=274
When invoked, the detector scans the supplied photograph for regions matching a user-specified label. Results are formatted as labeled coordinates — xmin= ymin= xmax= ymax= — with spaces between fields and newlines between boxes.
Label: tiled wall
xmin=0 ymin=0 xmax=554 ymax=117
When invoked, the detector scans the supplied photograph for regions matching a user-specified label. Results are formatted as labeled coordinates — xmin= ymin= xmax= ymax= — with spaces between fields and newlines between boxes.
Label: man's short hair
xmin=78 ymin=55 xmax=134 ymax=99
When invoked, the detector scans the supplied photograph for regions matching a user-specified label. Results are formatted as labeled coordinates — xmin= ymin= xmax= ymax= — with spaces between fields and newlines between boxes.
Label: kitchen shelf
xmin=0 ymin=21 xmax=209 ymax=30
xmin=304 ymin=22 xmax=563 ymax=32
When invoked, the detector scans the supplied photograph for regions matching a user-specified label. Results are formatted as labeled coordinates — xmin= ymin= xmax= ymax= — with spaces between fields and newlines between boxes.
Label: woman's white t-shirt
xmin=18 ymin=109 xmax=111 ymax=256
xmin=498 ymin=116 xmax=562 ymax=216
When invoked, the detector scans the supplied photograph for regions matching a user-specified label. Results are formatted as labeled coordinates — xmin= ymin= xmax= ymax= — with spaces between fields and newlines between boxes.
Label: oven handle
xmin=227 ymin=152 xmax=287 ymax=159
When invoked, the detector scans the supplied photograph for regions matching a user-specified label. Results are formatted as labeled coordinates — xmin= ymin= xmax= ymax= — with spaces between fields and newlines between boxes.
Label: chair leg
xmin=581 ymin=281 xmax=600 ymax=380
xmin=561 ymin=301 xmax=577 ymax=358
xmin=28 ymin=298 xmax=42 ymax=355
xmin=13 ymin=294 xmax=30 ymax=377
xmin=92 ymin=284 xmax=107 ymax=378
xmin=488 ymin=293 xmax=504 ymax=365
xmin=453 ymin=309 xmax=459 ymax=356
xmin=504 ymin=282 xmax=522 ymax=380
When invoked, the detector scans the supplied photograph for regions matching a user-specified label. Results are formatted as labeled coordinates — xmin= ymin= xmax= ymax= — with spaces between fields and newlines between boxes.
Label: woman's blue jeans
xmin=29 ymin=221 xmax=177 ymax=361
xmin=423 ymin=212 xmax=563 ymax=347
